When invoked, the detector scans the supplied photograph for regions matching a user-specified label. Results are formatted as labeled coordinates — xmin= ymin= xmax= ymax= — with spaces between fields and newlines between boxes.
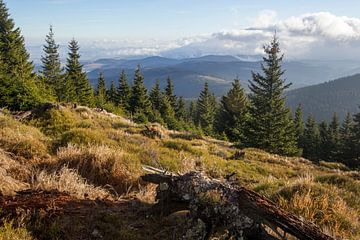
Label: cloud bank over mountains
xmin=28 ymin=11 xmax=360 ymax=61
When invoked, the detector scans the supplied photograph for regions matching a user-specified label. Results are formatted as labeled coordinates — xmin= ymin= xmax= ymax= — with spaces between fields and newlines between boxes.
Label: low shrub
xmin=0 ymin=114 xmax=48 ymax=159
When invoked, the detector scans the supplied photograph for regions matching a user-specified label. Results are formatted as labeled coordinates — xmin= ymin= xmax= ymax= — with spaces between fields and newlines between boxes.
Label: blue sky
xmin=6 ymin=0 xmax=360 ymax=43
xmin=6 ymin=0 xmax=360 ymax=60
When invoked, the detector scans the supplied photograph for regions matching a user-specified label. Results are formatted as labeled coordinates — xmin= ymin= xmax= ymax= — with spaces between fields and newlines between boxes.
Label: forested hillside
xmin=287 ymin=74 xmax=360 ymax=121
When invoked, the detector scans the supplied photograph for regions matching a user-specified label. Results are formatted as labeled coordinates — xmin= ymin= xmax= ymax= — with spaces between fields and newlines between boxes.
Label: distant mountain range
xmin=84 ymin=55 xmax=360 ymax=99
xmin=286 ymin=74 xmax=360 ymax=122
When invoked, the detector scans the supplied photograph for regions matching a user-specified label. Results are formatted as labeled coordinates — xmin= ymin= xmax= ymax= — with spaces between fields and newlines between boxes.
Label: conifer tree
xmin=246 ymin=35 xmax=299 ymax=156
xmin=215 ymin=78 xmax=248 ymax=144
xmin=294 ymin=104 xmax=305 ymax=142
xmin=302 ymin=116 xmax=320 ymax=160
xmin=0 ymin=0 xmax=45 ymax=110
xmin=160 ymin=94 xmax=179 ymax=129
xmin=176 ymin=96 xmax=188 ymax=121
xmin=318 ymin=121 xmax=331 ymax=160
xmin=189 ymin=101 xmax=197 ymax=123
xmin=150 ymin=80 xmax=162 ymax=111
xmin=328 ymin=113 xmax=341 ymax=160
xmin=350 ymin=109 xmax=360 ymax=165
xmin=130 ymin=66 xmax=152 ymax=122
xmin=164 ymin=76 xmax=177 ymax=109
xmin=117 ymin=70 xmax=131 ymax=111
xmin=65 ymin=39 xmax=94 ymax=106
xmin=149 ymin=80 xmax=164 ymax=124
xmin=196 ymin=82 xmax=217 ymax=135
xmin=108 ymin=80 xmax=117 ymax=104
xmin=96 ymin=72 xmax=107 ymax=108
xmin=340 ymin=112 xmax=354 ymax=161
xmin=41 ymin=25 xmax=63 ymax=101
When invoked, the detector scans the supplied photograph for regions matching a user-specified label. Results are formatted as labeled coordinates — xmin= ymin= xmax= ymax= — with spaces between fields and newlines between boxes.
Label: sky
xmin=6 ymin=0 xmax=360 ymax=60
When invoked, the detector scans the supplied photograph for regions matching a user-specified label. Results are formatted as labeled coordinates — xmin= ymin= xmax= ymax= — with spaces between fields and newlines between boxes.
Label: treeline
xmin=0 ymin=0 xmax=360 ymax=168
xmin=296 ymin=109 xmax=360 ymax=167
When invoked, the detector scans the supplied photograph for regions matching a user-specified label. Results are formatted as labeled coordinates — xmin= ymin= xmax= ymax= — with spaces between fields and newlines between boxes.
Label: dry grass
xmin=0 ymin=114 xmax=48 ymax=159
xmin=31 ymin=167 xmax=111 ymax=200
xmin=0 ymin=149 xmax=29 ymax=195
xmin=0 ymin=106 xmax=358 ymax=239
xmin=56 ymin=145 xmax=142 ymax=193
xmin=0 ymin=221 xmax=33 ymax=240
xmin=274 ymin=178 xmax=360 ymax=239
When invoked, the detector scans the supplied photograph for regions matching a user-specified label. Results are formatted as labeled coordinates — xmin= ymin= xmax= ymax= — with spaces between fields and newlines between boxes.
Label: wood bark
xmin=142 ymin=171 xmax=336 ymax=240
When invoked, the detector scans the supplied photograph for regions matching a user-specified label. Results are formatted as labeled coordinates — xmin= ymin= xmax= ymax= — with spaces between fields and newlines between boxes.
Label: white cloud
xmin=27 ymin=11 xmax=360 ymax=60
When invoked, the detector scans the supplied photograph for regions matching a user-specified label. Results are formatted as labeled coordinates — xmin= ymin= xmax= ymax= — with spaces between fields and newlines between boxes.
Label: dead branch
xmin=141 ymin=171 xmax=335 ymax=240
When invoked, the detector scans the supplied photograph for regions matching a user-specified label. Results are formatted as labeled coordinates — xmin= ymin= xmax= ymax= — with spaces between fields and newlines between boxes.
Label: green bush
xmin=57 ymin=128 xmax=115 ymax=148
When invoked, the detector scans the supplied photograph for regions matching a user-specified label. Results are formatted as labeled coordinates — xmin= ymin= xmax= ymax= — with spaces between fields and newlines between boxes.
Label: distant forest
xmin=286 ymin=74 xmax=360 ymax=121
xmin=0 ymin=0 xmax=360 ymax=168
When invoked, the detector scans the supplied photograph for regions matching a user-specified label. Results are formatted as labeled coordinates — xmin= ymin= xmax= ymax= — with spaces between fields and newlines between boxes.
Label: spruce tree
xmin=150 ymin=80 xmax=162 ymax=111
xmin=96 ymin=72 xmax=107 ymax=108
xmin=130 ymin=66 xmax=152 ymax=122
xmin=160 ymin=93 xmax=179 ymax=129
xmin=318 ymin=121 xmax=331 ymax=160
xmin=350 ymin=109 xmax=360 ymax=165
xmin=328 ymin=113 xmax=341 ymax=160
xmin=0 ymin=0 xmax=45 ymax=110
xmin=117 ymin=70 xmax=131 ymax=111
xmin=189 ymin=100 xmax=197 ymax=123
xmin=196 ymin=82 xmax=217 ymax=135
xmin=302 ymin=116 xmax=320 ymax=160
xmin=176 ymin=96 xmax=188 ymax=121
xmin=246 ymin=35 xmax=298 ymax=156
xmin=294 ymin=104 xmax=305 ymax=142
xmin=340 ymin=112 xmax=354 ymax=162
xmin=164 ymin=76 xmax=177 ymax=109
xmin=215 ymin=78 xmax=248 ymax=144
xmin=65 ymin=39 xmax=94 ymax=106
xmin=107 ymin=80 xmax=117 ymax=104
xmin=41 ymin=25 xmax=63 ymax=101
xmin=149 ymin=80 xmax=164 ymax=124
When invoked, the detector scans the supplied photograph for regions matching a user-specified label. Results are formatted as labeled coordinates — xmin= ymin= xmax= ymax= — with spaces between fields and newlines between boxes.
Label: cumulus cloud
xmin=28 ymin=11 xmax=360 ymax=60
xmin=177 ymin=11 xmax=360 ymax=60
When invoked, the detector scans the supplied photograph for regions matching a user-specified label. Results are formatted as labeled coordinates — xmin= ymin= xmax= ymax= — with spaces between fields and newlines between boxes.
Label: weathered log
xmin=141 ymin=171 xmax=336 ymax=240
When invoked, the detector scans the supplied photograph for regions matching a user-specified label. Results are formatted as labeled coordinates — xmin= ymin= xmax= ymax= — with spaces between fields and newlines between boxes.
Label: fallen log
xmin=142 ymin=171 xmax=336 ymax=240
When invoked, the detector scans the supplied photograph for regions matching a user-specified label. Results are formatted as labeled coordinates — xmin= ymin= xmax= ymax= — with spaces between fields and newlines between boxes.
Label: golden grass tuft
xmin=31 ymin=167 xmax=111 ymax=200
xmin=0 ymin=149 xmax=29 ymax=195
xmin=56 ymin=145 xmax=142 ymax=193
xmin=274 ymin=179 xmax=360 ymax=239
xmin=0 ymin=114 xmax=48 ymax=159
xmin=0 ymin=221 xmax=33 ymax=240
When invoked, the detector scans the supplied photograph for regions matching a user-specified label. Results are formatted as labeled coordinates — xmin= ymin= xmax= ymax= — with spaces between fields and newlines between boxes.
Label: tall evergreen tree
xmin=149 ymin=80 xmax=164 ymax=124
xmin=328 ymin=113 xmax=341 ymax=160
xmin=294 ymin=104 xmax=305 ymax=144
xmin=108 ymin=80 xmax=117 ymax=104
xmin=130 ymin=66 xmax=152 ymax=122
xmin=176 ymin=96 xmax=188 ymax=121
xmin=302 ymin=116 xmax=320 ymax=160
xmin=318 ymin=121 xmax=331 ymax=160
xmin=196 ymin=82 xmax=217 ymax=135
xmin=117 ymin=70 xmax=131 ymax=111
xmin=65 ymin=39 xmax=94 ymax=106
xmin=350 ymin=109 xmax=360 ymax=165
xmin=189 ymin=100 xmax=197 ymax=123
xmin=160 ymin=93 xmax=179 ymax=129
xmin=164 ymin=76 xmax=177 ymax=109
xmin=150 ymin=80 xmax=162 ymax=111
xmin=246 ymin=35 xmax=298 ymax=155
xmin=0 ymin=0 xmax=45 ymax=110
xmin=96 ymin=72 xmax=107 ymax=108
xmin=340 ymin=112 xmax=354 ymax=161
xmin=41 ymin=25 xmax=63 ymax=101
xmin=215 ymin=78 xmax=248 ymax=144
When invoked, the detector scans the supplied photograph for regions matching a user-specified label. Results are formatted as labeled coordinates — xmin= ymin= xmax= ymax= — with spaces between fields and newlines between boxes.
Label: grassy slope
xmin=0 ymin=105 xmax=359 ymax=239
